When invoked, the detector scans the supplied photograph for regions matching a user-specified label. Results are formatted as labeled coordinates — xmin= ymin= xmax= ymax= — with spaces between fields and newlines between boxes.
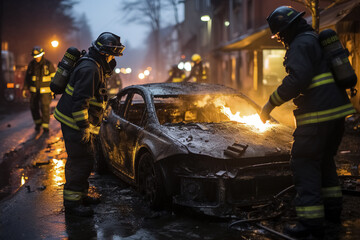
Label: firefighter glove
xmin=260 ymin=101 xmax=275 ymax=123
xmin=80 ymin=127 xmax=92 ymax=143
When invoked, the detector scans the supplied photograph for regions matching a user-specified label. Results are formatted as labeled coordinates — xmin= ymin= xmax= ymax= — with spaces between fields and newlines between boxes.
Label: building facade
xmin=181 ymin=0 xmax=360 ymax=111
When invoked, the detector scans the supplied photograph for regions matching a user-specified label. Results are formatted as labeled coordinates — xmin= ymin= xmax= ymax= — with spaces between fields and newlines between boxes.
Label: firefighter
xmin=54 ymin=32 xmax=125 ymax=217
xmin=165 ymin=64 xmax=186 ymax=82
xmin=23 ymin=46 xmax=56 ymax=132
xmin=260 ymin=6 xmax=356 ymax=238
xmin=183 ymin=54 xmax=208 ymax=83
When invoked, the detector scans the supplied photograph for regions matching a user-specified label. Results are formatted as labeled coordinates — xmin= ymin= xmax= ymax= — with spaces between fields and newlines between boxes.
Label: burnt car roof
xmin=123 ymin=82 xmax=239 ymax=97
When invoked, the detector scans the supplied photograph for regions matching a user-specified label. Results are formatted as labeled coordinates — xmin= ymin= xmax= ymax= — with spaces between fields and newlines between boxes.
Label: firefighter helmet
xmin=92 ymin=32 xmax=125 ymax=56
xmin=191 ymin=54 xmax=202 ymax=63
xmin=267 ymin=6 xmax=305 ymax=37
xmin=32 ymin=46 xmax=45 ymax=58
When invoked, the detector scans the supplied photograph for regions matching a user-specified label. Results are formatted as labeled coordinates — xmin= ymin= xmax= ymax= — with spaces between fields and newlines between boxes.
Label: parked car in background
xmin=96 ymin=82 xmax=294 ymax=217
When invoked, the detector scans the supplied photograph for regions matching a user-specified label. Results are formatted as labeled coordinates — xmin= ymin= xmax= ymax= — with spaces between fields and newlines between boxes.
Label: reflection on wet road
xmin=0 ymin=129 xmax=360 ymax=240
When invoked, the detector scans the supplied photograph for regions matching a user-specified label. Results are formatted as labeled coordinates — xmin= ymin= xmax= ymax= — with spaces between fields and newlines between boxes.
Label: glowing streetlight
xmin=184 ymin=61 xmax=192 ymax=72
xmin=126 ymin=68 xmax=132 ymax=74
xmin=138 ymin=73 xmax=145 ymax=80
xmin=224 ymin=21 xmax=230 ymax=27
xmin=144 ymin=69 xmax=150 ymax=76
xmin=178 ymin=62 xmax=184 ymax=70
xmin=201 ymin=15 xmax=211 ymax=22
xmin=115 ymin=67 xmax=121 ymax=74
xmin=51 ymin=40 xmax=59 ymax=48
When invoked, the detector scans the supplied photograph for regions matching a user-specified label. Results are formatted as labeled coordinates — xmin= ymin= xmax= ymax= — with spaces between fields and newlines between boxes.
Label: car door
xmin=103 ymin=91 xmax=130 ymax=171
xmin=118 ymin=91 xmax=147 ymax=179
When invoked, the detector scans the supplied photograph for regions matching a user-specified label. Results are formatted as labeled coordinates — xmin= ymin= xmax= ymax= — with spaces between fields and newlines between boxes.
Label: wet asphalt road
xmin=0 ymin=101 xmax=360 ymax=240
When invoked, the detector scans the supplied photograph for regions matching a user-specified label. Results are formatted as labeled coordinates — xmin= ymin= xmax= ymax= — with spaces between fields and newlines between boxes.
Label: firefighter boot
xmin=284 ymin=221 xmax=324 ymax=239
xmin=83 ymin=195 xmax=101 ymax=205
xmin=64 ymin=200 xmax=94 ymax=217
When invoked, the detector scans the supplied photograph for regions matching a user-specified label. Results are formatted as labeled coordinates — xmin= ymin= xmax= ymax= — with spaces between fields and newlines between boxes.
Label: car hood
xmin=160 ymin=122 xmax=293 ymax=159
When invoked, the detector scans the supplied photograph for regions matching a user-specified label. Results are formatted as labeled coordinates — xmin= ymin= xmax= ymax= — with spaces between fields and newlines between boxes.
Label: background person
xmin=23 ymin=46 xmax=55 ymax=132
xmin=183 ymin=54 xmax=208 ymax=83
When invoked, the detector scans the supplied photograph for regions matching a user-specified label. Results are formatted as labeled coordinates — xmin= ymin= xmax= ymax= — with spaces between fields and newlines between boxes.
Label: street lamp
xmin=138 ymin=73 xmax=145 ymax=80
xmin=51 ymin=40 xmax=59 ymax=48
xmin=126 ymin=68 xmax=132 ymax=74
xmin=201 ymin=15 xmax=211 ymax=22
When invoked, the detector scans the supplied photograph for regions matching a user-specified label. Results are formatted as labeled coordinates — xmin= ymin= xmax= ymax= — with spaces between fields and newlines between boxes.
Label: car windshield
xmin=154 ymin=94 xmax=260 ymax=125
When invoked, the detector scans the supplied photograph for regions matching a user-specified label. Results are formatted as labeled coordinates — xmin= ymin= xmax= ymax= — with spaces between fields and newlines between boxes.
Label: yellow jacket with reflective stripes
xmin=54 ymin=51 xmax=108 ymax=132
xmin=268 ymin=31 xmax=355 ymax=127
xmin=24 ymin=57 xmax=56 ymax=94
xmin=184 ymin=61 xmax=208 ymax=83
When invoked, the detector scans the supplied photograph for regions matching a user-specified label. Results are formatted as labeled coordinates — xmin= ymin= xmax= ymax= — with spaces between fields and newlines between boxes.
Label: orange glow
xmin=220 ymin=106 xmax=273 ymax=132
xmin=337 ymin=169 xmax=352 ymax=176
xmin=52 ymin=158 xmax=65 ymax=185
xmin=7 ymin=83 xmax=14 ymax=88
xmin=21 ymin=173 xmax=26 ymax=186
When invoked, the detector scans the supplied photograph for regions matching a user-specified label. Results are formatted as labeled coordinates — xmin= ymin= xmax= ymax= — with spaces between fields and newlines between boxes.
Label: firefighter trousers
xmin=61 ymin=124 xmax=94 ymax=202
xmin=30 ymin=92 xmax=51 ymax=129
xmin=290 ymin=118 xmax=345 ymax=226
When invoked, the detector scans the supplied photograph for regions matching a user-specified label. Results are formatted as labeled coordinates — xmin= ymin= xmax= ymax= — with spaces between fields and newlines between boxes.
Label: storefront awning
xmin=219 ymin=25 xmax=282 ymax=51
xmin=320 ymin=0 xmax=360 ymax=30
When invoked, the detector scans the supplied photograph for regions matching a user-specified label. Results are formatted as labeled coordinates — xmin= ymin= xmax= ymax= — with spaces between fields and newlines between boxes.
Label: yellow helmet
xmin=191 ymin=53 xmax=201 ymax=62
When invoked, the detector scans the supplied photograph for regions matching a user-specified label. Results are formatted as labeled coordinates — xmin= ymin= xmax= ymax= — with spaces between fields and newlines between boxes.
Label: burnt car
xmin=96 ymin=82 xmax=294 ymax=217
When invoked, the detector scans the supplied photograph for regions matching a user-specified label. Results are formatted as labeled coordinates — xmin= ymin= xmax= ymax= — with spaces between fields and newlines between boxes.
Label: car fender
xmin=138 ymin=125 xmax=189 ymax=162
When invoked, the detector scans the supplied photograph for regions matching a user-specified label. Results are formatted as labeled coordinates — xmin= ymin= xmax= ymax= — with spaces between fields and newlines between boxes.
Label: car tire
xmin=94 ymin=136 xmax=108 ymax=174
xmin=138 ymin=152 xmax=169 ymax=210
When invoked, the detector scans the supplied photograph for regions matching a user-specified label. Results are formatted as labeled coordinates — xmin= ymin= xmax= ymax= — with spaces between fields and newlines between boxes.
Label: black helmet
xmin=31 ymin=46 xmax=45 ymax=58
xmin=92 ymin=32 xmax=125 ymax=56
xmin=267 ymin=6 xmax=305 ymax=37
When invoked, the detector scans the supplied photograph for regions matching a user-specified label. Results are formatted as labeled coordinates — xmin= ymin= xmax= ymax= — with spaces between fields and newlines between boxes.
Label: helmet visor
xmin=33 ymin=51 xmax=45 ymax=58
xmin=102 ymin=43 xmax=125 ymax=56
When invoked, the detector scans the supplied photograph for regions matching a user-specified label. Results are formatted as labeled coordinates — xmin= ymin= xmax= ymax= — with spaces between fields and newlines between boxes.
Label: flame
xmin=220 ymin=105 xmax=273 ymax=132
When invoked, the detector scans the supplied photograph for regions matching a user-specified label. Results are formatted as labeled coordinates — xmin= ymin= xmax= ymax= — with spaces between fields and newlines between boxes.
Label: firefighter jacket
xmin=54 ymin=49 xmax=109 ymax=134
xmin=24 ymin=57 xmax=56 ymax=94
xmin=184 ymin=61 xmax=208 ymax=83
xmin=269 ymin=31 xmax=355 ymax=127
xmin=166 ymin=67 xmax=186 ymax=82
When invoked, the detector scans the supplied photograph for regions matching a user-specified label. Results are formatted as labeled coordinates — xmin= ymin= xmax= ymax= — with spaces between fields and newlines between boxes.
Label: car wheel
xmin=138 ymin=152 xmax=168 ymax=209
xmin=94 ymin=136 xmax=108 ymax=174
